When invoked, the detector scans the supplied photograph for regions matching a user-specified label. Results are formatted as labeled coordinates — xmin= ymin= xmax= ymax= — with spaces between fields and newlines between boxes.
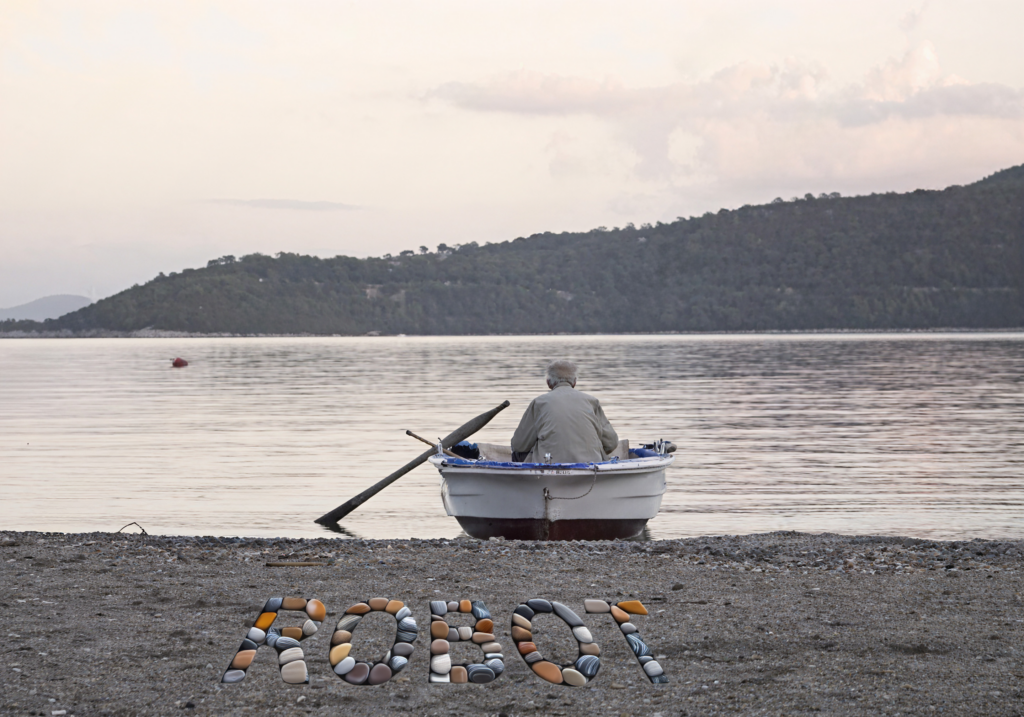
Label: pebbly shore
xmin=2 ymin=530 xmax=1022 ymax=716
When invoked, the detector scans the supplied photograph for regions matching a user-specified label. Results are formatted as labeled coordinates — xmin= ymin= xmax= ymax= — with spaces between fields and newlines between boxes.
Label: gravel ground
xmin=2 ymin=530 xmax=1022 ymax=716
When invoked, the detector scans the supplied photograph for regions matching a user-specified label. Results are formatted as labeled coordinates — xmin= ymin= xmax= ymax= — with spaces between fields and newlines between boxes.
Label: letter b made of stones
xmin=428 ymin=599 xmax=504 ymax=684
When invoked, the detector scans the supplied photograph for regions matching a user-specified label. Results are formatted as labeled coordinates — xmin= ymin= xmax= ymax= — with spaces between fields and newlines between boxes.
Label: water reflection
xmin=0 ymin=333 xmax=1021 ymax=541
xmin=319 ymin=523 xmax=363 ymax=538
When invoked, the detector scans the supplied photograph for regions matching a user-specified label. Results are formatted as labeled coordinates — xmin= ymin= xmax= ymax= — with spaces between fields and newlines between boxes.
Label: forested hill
xmin=6 ymin=165 xmax=1024 ymax=335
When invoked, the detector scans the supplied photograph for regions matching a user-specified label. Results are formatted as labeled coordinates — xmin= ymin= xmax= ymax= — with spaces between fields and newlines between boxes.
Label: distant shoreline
xmin=2 ymin=327 xmax=1023 ymax=339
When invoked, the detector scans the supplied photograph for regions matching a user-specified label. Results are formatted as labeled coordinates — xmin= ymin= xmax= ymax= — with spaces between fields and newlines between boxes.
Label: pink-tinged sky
xmin=2 ymin=1 xmax=1023 ymax=306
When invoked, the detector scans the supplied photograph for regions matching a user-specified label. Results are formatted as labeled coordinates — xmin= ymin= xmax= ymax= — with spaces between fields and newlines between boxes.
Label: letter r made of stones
xmin=584 ymin=599 xmax=667 ymax=683
xmin=221 ymin=596 xmax=326 ymax=685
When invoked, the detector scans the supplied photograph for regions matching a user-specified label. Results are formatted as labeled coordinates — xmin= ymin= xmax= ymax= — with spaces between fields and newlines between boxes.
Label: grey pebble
xmin=222 ymin=669 xmax=246 ymax=683
xmin=392 ymin=642 xmax=414 ymax=657
xmin=626 ymin=633 xmax=651 ymax=657
xmin=575 ymin=654 xmax=600 ymax=678
xmin=551 ymin=601 xmax=584 ymax=627
xmin=336 ymin=614 xmax=362 ymax=632
xmin=466 ymin=664 xmax=496 ymax=683
xmin=471 ymin=600 xmax=491 ymax=620
xmin=514 ymin=604 xmax=535 ymax=620
xmin=274 ymin=637 xmax=300 ymax=651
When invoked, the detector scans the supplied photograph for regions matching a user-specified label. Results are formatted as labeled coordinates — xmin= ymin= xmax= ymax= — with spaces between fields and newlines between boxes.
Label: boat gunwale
xmin=427 ymin=453 xmax=673 ymax=475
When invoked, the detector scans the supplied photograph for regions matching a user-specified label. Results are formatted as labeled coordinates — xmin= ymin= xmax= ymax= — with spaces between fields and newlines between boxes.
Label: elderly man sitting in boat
xmin=511 ymin=360 xmax=619 ymax=463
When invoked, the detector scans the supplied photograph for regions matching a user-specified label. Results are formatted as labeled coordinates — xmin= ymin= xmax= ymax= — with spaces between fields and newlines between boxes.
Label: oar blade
xmin=314 ymin=400 xmax=510 ymax=526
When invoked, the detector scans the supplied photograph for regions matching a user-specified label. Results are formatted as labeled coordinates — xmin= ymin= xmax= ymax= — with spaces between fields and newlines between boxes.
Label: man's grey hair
xmin=546 ymin=359 xmax=578 ymax=387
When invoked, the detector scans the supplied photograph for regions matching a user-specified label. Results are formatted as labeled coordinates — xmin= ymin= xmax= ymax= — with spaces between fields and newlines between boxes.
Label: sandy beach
xmin=2 ymin=530 xmax=1021 ymax=716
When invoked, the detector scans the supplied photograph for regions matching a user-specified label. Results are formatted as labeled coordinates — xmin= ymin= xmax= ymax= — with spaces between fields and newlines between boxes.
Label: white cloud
xmin=431 ymin=43 xmax=1024 ymax=187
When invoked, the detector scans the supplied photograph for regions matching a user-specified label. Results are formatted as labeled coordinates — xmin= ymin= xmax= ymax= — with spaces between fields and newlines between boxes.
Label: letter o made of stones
xmin=511 ymin=599 xmax=599 ymax=687
xmin=427 ymin=599 xmax=503 ymax=684
xmin=331 ymin=598 xmax=415 ymax=686
xmin=223 ymin=596 xmax=326 ymax=685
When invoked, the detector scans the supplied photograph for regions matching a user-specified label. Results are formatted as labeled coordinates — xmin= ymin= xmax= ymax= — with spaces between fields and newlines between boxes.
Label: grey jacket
xmin=511 ymin=383 xmax=619 ymax=463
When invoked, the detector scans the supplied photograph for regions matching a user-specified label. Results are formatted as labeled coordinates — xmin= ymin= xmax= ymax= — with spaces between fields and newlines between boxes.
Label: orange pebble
xmin=517 ymin=641 xmax=538 ymax=655
xmin=531 ymin=661 xmax=563 ymax=684
xmin=254 ymin=612 xmax=276 ymax=630
xmin=385 ymin=600 xmax=404 ymax=614
xmin=459 ymin=600 xmax=472 ymax=613
xmin=329 ymin=643 xmax=352 ymax=665
xmin=610 ymin=606 xmax=630 ymax=623
xmin=616 ymin=600 xmax=649 ymax=615
xmin=281 ymin=597 xmax=307 ymax=611
xmin=305 ymin=599 xmax=326 ymax=621
xmin=368 ymin=598 xmax=389 ymax=611
xmin=231 ymin=650 xmax=256 ymax=669
xmin=281 ymin=627 xmax=303 ymax=640
xmin=346 ymin=603 xmax=372 ymax=614
xmin=476 ymin=618 xmax=493 ymax=633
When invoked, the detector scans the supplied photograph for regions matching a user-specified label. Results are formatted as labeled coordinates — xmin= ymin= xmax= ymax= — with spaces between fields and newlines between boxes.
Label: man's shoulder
xmin=540 ymin=386 xmax=600 ymax=406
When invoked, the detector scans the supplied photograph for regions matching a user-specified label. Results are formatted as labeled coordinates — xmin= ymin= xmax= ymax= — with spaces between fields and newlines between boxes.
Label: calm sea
xmin=1 ymin=334 xmax=1022 ymax=541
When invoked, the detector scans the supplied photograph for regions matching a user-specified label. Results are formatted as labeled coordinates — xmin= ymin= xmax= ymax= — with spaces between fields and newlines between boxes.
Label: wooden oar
xmin=406 ymin=430 xmax=459 ymax=458
xmin=314 ymin=400 xmax=510 ymax=526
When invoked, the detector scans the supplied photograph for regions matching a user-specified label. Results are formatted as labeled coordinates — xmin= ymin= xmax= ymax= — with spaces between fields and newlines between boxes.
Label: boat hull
xmin=430 ymin=454 xmax=671 ymax=541
xmin=454 ymin=516 xmax=650 ymax=541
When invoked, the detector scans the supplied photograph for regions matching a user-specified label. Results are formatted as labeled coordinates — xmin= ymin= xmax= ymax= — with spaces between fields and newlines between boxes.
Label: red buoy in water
xmin=171 ymin=357 xmax=188 ymax=368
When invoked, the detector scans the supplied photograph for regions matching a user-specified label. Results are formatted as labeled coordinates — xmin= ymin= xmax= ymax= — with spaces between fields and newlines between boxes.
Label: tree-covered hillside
xmin=5 ymin=165 xmax=1023 ymax=335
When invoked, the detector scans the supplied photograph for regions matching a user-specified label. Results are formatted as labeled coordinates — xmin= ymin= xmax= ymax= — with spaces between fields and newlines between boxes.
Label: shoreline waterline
xmin=3 ymin=327 xmax=1024 ymax=339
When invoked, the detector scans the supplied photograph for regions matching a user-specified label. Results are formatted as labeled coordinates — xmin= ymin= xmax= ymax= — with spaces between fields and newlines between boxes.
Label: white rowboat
xmin=428 ymin=441 xmax=673 ymax=541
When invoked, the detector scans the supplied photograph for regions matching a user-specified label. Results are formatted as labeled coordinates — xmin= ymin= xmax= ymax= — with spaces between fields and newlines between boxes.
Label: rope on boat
xmin=543 ymin=465 xmax=599 ymax=501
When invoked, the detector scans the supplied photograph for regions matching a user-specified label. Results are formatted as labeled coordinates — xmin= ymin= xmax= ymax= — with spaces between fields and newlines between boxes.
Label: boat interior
xmin=452 ymin=439 xmax=657 ymax=463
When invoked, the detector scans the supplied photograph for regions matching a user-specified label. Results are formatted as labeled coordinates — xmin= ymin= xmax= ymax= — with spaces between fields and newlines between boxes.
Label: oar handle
xmin=406 ymin=430 xmax=459 ymax=458
xmin=314 ymin=400 xmax=510 ymax=526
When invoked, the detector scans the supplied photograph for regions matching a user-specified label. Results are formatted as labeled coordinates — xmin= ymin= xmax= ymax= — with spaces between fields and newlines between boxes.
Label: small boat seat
xmin=610 ymin=439 xmax=629 ymax=460
xmin=474 ymin=442 xmax=513 ymax=462
xmin=473 ymin=440 xmax=630 ymax=463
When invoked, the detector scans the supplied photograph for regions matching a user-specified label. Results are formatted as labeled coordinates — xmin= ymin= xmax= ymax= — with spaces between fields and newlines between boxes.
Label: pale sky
xmin=2 ymin=1 xmax=1023 ymax=306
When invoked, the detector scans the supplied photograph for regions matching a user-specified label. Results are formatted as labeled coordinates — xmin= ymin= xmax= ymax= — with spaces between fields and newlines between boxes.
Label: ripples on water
xmin=1 ymin=333 xmax=1021 ymax=541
